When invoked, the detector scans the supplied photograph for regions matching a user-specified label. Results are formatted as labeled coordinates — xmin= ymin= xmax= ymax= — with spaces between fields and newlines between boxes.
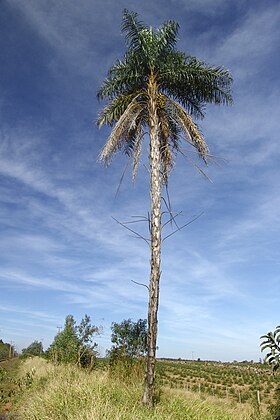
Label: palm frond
xmin=182 ymin=57 xmax=233 ymax=106
xmin=97 ymin=53 xmax=148 ymax=100
xmin=158 ymin=108 xmax=173 ymax=184
xmin=121 ymin=9 xmax=147 ymax=50
xmin=158 ymin=51 xmax=232 ymax=115
xmin=132 ymin=124 xmax=144 ymax=181
xmin=156 ymin=20 xmax=179 ymax=54
xmin=98 ymin=99 xmax=144 ymax=165
xmin=97 ymin=92 xmax=144 ymax=127
xmin=167 ymin=99 xmax=208 ymax=162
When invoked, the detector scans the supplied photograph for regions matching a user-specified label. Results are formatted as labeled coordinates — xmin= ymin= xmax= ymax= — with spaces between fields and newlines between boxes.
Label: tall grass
xmin=14 ymin=358 xmax=270 ymax=419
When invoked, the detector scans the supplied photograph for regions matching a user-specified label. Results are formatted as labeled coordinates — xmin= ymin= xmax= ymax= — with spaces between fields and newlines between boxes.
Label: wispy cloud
xmin=0 ymin=303 xmax=60 ymax=323
xmin=1 ymin=1 xmax=279 ymax=361
xmin=218 ymin=5 xmax=280 ymax=69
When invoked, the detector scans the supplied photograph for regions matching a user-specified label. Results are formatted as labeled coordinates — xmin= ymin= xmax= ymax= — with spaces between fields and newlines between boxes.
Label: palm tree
xmin=97 ymin=9 xmax=232 ymax=406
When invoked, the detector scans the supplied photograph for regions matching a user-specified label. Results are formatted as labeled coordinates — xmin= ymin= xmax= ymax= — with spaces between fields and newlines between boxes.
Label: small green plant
xmin=260 ymin=326 xmax=280 ymax=372
xmin=15 ymin=368 xmax=36 ymax=390
xmin=0 ymin=367 xmax=7 ymax=381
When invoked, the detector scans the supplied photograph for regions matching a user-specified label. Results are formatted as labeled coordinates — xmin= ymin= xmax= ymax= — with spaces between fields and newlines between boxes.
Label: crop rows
xmin=156 ymin=360 xmax=279 ymax=406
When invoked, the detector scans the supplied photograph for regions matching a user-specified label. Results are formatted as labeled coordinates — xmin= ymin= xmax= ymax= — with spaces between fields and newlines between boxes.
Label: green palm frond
xmin=182 ymin=57 xmax=233 ymax=105
xmin=97 ymin=64 xmax=140 ymax=99
xmin=159 ymin=53 xmax=232 ymax=114
xmin=156 ymin=20 xmax=180 ymax=53
xmin=121 ymin=9 xmax=147 ymax=50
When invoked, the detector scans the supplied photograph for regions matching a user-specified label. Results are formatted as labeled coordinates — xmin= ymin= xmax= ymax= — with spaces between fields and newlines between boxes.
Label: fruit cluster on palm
xmin=97 ymin=9 xmax=232 ymax=406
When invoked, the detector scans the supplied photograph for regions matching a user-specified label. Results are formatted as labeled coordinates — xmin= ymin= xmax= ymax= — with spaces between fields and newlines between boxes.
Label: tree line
xmin=19 ymin=317 xmax=280 ymax=374
xmin=0 ymin=339 xmax=16 ymax=360
xmin=20 ymin=315 xmax=148 ymax=369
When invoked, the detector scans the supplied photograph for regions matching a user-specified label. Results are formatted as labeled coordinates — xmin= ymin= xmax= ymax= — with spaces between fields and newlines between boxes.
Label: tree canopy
xmin=0 ymin=339 xmax=11 ymax=360
xmin=97 ymin=9 xmax=232 ymax=183
xmin=108 ymin=318 xmax=148 ymax=359
xmin=21 ymin=341 xmax=43 ymax=358
xmin=47 ymin=314 xmax=99 ymax=368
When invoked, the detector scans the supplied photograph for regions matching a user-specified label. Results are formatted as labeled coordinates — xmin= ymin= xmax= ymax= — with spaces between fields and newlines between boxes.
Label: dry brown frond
xmin=98 ymin=98 xmax=143 ymax=165
xmin=97 ymin=92 xmax=144 ymax=127
xmin=179 ymin=150 xmax=213 ymax=182
xmin=158 ymin=109 xmax=173 ymax=184
xmin=167 ymin=99 xmax=209 ymax=163
xmin=132 ymin=124 xmax=144 ymax=181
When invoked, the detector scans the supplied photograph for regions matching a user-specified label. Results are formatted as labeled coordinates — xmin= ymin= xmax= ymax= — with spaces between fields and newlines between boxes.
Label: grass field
xmin=4 ymin=357 xmax=275 ymax=419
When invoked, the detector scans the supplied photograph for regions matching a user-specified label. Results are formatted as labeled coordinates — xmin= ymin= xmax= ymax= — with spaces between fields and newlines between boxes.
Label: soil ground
xmin=0 ymin=359 xmax=20 ymax=418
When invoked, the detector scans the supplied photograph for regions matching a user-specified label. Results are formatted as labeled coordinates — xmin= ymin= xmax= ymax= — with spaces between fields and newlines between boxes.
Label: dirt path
xmin=0 ymin=359 xmax=20 ymax=418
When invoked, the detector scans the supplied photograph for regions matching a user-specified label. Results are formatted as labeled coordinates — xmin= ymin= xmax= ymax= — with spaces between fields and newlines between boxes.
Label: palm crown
xmin=97 ymin=9 xmax=232 ymax=183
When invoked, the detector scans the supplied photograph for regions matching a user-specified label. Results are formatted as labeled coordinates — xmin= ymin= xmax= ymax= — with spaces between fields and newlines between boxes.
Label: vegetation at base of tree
xmin=46 ymin=314 xmax=99 ymax=368
xmin=270 ymin=385 xmax=280 ymax=419
xmin=267 ymin=384 xmax=280 ymax=420
xmin=106 ymin=318 xmax=148 ymax=383
xmin=97 ymin=9 xmax=233 ymax=406
xmin=260 ymin=326 xmax=280 ymax=372
xmin=21 ymin=341 xmax=43 ymax=358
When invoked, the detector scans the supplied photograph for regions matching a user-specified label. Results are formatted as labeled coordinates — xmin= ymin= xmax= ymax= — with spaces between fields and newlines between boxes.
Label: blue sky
xmin=1 ymin=0 xmax=280 ymax=361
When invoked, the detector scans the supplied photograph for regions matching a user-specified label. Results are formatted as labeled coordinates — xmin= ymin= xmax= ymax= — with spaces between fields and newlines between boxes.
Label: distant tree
xmin=21 ymin=340 xmax=43 ymax=358
xmin=0 ymin=339 xmax=10 ymax=360
xmin=260 ymin=325 xmax=280 ymax=372
xmin=77 ymin=314 xmax=100 ymax=367
xmin=108 ymin=318 xmax=147 ymax=359
xmin=47 ymin=315 xmax=79 ymax=364
xmin=47 ymin=314 xmax=99 ymax=368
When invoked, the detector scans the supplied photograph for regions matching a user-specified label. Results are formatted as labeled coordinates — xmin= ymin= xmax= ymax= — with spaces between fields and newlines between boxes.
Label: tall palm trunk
xmin=143 ymin=71 xmax=162 ymax=406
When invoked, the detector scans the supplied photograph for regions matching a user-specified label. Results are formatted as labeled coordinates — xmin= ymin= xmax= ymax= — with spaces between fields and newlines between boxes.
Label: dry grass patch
xmin=13 ymin=358 xmax=271 ymax=419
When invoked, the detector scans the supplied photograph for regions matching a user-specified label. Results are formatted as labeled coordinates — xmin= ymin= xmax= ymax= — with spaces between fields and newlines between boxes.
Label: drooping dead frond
xmin=158 ymin=108 xmax=173 ymax=184
xmin=132 ymin=124 xmax=144 ymax=182
xmin=98 ymin=98 xmax=144 ymax=165
xmin=115 ymin=160 xmax=130 ymax=199
xmin=167 ymin=98 xmax=209 ymax=162
xmin=179 ymin=150 xmax=213 ymax=182
xmin=97 ymin=92 xmax=143 ymax=127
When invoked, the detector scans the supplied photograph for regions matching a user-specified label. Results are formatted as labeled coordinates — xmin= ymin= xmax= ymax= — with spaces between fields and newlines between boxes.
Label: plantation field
xmin=157 ymin=359 xmax=279 ymax=407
